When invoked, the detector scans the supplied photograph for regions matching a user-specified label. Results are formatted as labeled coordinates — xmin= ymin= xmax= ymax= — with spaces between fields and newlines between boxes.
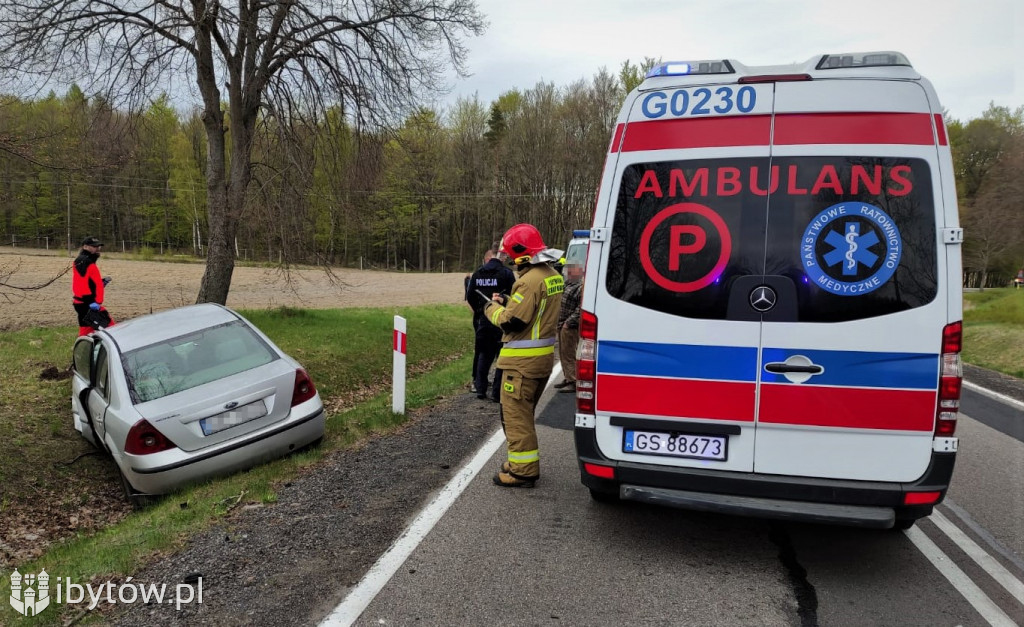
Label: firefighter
xmin=483 ymin=224 xmax=564 ymax=488
xmin=72 ymin=236 xmax=114 ymax=336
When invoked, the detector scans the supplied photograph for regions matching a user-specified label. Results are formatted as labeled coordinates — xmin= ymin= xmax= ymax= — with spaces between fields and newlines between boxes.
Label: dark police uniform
xmin=465 ymin=257 xmax=516 ymax=400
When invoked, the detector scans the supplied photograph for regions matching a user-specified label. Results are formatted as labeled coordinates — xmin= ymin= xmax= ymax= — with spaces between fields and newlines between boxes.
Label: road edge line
xmin=904 ymin=526 xmax=1016 ymax=627
xmin=319 ymin=363 xmax=564 ymax=626
xmin=930 ymin=510 xmax=1024 ymax=602
xmin=963 ymin=380 xmax=1024 ymax=411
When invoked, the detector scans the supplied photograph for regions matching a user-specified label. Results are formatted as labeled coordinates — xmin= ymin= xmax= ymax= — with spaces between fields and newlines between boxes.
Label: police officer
xmin=483 ymin=224 xmax=564 ymax=488
xmin=72 ymin=236 xmax=114 ymax=336
xmin=466 ymin=248 xmax=516 ymax=401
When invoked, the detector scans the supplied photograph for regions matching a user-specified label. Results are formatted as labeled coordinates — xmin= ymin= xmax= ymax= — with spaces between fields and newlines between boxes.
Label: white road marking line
xmin=930 ymin=510 xmax=1024 ymax=603
xmin=904 ymin=526 xmax=1018 ymax=627
xmin=963 ymin=380 xmax=1024 ymax=412
xmin=319 ymin=363 xmax=564 ymax=627
xmin=943 ymin=500 xmax=1024 ymax=574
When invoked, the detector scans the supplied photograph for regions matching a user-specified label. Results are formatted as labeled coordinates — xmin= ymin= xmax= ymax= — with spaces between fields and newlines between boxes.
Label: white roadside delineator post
xmin=392 ymin=315 xmax=407 ymax=414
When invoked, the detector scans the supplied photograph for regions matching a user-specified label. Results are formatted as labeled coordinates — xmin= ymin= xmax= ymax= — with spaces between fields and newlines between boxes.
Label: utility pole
xmin=66 ymin=184 xmax=71 ymax=256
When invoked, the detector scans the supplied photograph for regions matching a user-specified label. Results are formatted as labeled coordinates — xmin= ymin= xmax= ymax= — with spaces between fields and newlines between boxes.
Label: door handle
xmin=764 ymin=363 xmax=824 ymax=375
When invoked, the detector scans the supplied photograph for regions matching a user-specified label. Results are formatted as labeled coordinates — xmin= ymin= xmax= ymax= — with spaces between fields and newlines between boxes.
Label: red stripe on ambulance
xmin=596 ymin=374 xmax=755 ymax=422
xmin=619 ymin=115 xmax=772 ymax=152
xmin=609 ymin=123 xmax=625 ymax=152
xmin=615 ymin=112 xmax=938 ymax=153
xmin=773 ymin=112 xmax=936 ymax=146
xmin=759 ymin=384 xmax=936 ymax=431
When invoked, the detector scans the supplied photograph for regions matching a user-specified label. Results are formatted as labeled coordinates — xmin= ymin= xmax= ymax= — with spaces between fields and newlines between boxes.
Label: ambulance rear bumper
xmin=620 ymin=485 xmax=898 ymax=528
xmin=575 ymin=427 xmax=957 ymax=529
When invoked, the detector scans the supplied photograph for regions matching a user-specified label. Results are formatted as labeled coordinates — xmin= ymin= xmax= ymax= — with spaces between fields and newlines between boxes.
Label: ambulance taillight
xmin=577 ymin=310 xmax=597 ymax=414
xmin=935 ymin=322 xmax=963 ymax=436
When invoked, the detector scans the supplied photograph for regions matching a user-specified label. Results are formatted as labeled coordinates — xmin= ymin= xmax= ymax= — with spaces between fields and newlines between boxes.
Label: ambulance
xmin=574 ymin=52 xmax=962 ymax=530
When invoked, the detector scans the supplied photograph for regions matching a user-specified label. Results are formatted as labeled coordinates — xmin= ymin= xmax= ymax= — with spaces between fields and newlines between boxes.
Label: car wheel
xmin=589 ymin=488 xmax=618 ymax=504
xmin=893 ymin=518 xmax=916 ymax=531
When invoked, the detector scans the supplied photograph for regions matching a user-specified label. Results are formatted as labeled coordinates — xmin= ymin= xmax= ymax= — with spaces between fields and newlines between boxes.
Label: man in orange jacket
xmin=72 ymin=236 xmax=114 ymax=336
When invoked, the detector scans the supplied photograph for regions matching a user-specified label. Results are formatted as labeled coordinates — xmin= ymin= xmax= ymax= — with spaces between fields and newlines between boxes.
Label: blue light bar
xmin=572 ymin=230 xmax=591 ymax=238
xmin=646 ymin=59 xmax=734 ymax=78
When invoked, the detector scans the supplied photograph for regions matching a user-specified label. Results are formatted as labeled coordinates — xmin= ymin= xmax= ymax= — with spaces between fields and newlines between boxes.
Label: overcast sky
xmin=441 ymin=0 xmax=1022 ymax=122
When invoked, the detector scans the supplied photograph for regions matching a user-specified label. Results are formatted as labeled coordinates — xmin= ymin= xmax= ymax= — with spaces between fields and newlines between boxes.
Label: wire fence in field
xmin=1 ymin=235 xmax=448 ymax=274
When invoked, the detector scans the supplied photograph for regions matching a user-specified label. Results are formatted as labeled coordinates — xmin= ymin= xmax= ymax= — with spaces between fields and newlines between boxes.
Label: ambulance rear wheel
xmin=589 ymin=488 xmax=618 ymax=504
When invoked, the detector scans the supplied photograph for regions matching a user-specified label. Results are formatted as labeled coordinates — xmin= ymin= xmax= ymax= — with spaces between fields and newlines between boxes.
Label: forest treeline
xmin=1 ymin=70 xmax=1022 ymax=279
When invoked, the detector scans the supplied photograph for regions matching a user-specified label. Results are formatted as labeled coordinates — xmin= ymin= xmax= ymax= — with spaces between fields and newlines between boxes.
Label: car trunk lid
xmin=136 ymin=360 xmax=296 ymax=452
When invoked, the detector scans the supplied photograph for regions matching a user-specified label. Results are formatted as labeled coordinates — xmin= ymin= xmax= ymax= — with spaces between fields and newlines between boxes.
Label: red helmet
xmin=499 ymin=224 xmax=547 ymax=263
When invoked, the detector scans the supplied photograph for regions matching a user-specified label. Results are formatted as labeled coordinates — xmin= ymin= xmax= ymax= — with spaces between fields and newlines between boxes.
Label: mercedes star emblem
xmin=749 ymin=286 xmax=777 ymax=312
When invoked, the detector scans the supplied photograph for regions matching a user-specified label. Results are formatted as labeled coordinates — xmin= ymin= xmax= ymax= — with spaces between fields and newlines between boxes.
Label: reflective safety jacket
xmin=484 ymin=263 xmax=564 ymax=379
xmin=72 ymin=250 xmax=104 ymax=305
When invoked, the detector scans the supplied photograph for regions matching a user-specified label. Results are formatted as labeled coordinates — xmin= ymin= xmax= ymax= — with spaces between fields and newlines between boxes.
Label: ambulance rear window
xmin=606 ymin=156 xmax=938 ymax=322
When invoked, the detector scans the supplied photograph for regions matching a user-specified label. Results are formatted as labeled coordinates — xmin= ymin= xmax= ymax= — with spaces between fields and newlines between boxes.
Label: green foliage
xmin=964 ymin=289 xmax=1024 ymax=325
xmin=963 ymin=289 xmax=1024 ymax=378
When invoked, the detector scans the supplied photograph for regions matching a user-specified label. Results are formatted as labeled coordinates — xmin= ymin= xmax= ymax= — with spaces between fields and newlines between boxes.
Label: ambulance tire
xmin=589 ymin=488 xmax=619 ymax=504
xmin=892 ymin=518 xmax=916 ymax=531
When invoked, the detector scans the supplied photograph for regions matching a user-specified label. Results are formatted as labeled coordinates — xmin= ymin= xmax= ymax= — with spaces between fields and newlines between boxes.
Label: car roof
xmin=101 ymin=304 xmax=243 ymax=352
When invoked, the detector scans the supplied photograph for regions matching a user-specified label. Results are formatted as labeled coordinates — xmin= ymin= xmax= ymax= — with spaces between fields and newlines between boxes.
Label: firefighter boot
xmin=493 ymin=470 xmax=537 ymax=488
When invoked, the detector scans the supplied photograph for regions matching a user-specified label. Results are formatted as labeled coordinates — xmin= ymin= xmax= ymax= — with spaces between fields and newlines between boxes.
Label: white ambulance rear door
xmin=755 ymin=78 xmax=947 ymax=481
xmin=588 ymin=80 xmax=776 ymax=473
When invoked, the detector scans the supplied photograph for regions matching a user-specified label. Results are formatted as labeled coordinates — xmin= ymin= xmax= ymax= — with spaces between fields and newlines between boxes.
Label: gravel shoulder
xmin=113 ymin=391 xmax=501 ymax=626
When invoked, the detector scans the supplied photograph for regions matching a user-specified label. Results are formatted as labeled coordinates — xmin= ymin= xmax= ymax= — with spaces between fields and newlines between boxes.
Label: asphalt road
xmin=329 ymin=379 xmax=1024 ymax=627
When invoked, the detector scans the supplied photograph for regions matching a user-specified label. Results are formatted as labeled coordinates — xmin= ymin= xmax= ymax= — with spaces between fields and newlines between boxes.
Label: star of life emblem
xmin=9 ymin=569 xmax=51 ymax=617
xmin=801 ymin=202 xmax=902 ymax=297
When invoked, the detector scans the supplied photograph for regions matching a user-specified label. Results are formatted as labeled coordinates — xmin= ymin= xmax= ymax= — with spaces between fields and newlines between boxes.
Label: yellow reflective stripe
xmin=532 ymin=296 xmax=547 ymax=340
xmin=511 ymin=292 xmax=524 ymax=303
xmin=490 ymin=306 xmax=505 ymax=326
xmin=508 ymin=449 xmax=539 ymax=463
xmin=499 ymin=346 xmax=555 ymax=357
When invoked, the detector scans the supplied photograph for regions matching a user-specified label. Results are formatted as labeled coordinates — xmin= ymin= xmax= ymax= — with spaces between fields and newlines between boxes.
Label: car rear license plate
xmin=623 ymin=430 xmax=727 ymax=461
xmin=200 ymin=401 xmax=267 ymax=436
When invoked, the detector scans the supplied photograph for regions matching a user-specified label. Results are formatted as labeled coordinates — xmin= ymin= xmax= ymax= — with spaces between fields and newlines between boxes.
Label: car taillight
xmin=577 ymin=310 xmax=597 ymax=414
xmin=124 ymin=419 xmax=178 ymax=455
xmin=292 ymin=368 xmax=317 ymax=407
xmin=935 ymin=322 xmax=962 ymax=436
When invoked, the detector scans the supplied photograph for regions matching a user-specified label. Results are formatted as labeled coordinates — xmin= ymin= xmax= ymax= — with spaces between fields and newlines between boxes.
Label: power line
xmin=0 ymin=177 xmax=597 ymax=199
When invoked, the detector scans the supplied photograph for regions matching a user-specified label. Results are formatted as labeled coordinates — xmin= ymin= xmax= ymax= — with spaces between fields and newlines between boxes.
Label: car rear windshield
xmin=124 ymin=321 xmax=278 ymax=403
xmin=606 ymin=156 xmax=938 ymax=322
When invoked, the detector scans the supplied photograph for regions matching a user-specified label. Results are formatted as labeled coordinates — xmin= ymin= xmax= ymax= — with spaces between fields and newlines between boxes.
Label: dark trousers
xmin=473 ymin=319 xmax=503 ymax=399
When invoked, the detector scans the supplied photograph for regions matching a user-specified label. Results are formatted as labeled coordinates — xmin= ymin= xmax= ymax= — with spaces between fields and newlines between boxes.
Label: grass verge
xmin=963 ymin=289 xmax=1024 ymax=378
xmin=0 ymin=304 xmax=473 ymax=625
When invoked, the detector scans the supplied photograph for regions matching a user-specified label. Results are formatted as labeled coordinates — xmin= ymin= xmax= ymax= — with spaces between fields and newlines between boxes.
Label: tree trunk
xmin=196 ymin=114 xmax=234 ymax=303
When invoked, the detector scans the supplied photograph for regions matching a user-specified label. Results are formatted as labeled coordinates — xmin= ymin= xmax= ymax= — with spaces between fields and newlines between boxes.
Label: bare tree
xmin=0 ymin=1 xmax=485 ymax=304
xmin=0 ymin=258 xmax=70 ymax=304
xmin=963 ymin=133 xmax=1024 ymax=288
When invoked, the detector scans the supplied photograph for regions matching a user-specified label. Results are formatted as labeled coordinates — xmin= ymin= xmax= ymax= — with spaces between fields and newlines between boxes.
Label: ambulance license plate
xmin=623 ymin=430 xmax=727 ymax=461
xmin=200 ymin=401 xmax=267 ymax=436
